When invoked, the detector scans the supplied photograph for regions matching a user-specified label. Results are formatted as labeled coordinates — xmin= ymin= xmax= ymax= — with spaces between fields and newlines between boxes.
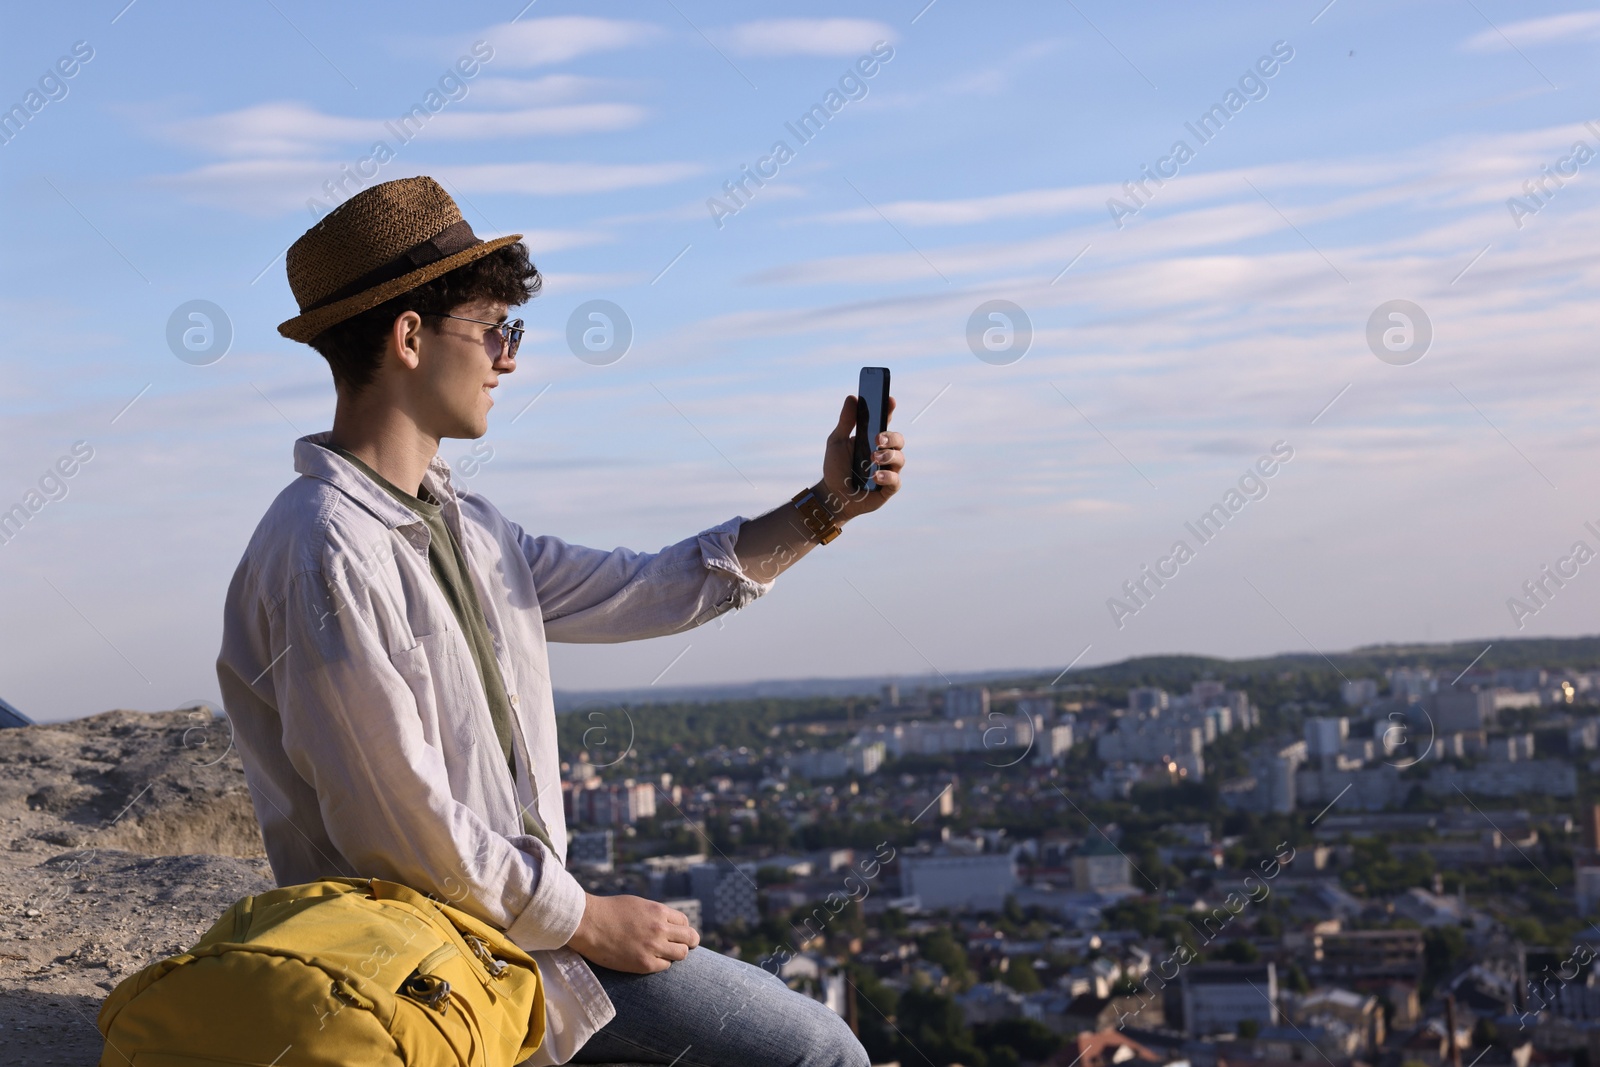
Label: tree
xmin=1508 ymin=916 xmax=1551 ymax=949
xmin=973 ymin=1019 xmax=1062 ymax=1062
xmin=1103 ymin=898 xmax=1162 ymax=938
xmin=745 ymin=811 xmax=793 ymax=850
xmin=1001 ymin=956 xmax=1042 ymax=993
xmin=850 ymin=965 xmax=901 ymax=1066
xmin=898 ymin=988 xmax=986 ymax=1067
xmin=919 ymin=929 xmax=972 ymax=985
xmin=1214 ymin=939 xmax=1260 ymax=964
xmin=1423 ymin=926 xmax=1468 ymax=997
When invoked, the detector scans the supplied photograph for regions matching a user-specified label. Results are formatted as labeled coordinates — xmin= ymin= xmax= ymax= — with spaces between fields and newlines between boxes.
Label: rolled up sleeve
xmin=517 ymin=515 xmax=774 ymax=643
xmin=273 ymin=563 xmax=585 ymax=952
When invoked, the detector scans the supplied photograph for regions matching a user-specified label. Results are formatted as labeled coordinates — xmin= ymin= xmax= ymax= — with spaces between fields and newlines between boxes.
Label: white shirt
xmin=216 ymin=432 xmax=773 ymax=1064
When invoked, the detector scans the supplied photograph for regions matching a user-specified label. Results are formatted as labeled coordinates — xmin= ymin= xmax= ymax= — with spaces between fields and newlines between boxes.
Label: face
xmin=412 ymin=298 xmax=516 ymax=440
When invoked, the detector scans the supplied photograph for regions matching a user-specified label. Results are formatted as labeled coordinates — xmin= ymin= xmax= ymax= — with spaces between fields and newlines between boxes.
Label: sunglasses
xmin=423 ymin=312 xmax=524 ymax=361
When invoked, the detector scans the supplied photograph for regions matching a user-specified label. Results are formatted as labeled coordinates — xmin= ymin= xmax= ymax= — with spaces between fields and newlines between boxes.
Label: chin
xmin=448 ymin=406 xmax=490 ymax=440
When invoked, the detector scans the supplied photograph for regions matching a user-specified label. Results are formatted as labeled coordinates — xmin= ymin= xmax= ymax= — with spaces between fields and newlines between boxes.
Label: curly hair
xmin=307 ymin=241 xmax=541 ymax=396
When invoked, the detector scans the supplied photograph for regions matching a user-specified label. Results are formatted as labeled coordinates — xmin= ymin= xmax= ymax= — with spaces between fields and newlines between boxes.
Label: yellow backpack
xmin=97 ymin=877 xmax=545 ymax=1067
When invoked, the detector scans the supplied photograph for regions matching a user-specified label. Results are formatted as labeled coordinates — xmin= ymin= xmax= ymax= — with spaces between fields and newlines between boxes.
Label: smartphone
xmin=851 ymin=367 xmax=891 ymax=493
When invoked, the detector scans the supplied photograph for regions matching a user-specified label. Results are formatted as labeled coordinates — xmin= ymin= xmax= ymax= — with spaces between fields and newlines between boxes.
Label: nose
xmin=493 ymin=343 xmax=516 ymax=376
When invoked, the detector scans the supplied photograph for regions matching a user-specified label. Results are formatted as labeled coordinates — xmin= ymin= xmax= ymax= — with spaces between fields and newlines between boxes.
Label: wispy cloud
xmin=511 ymin=229 xmax=614 ymax=253
xmin=160 ymin=103 xmax=374 ymax=158
xmin=481 ymin=16 xmax=664 ymax=67
xmin=720 ymin=18 xmax=894 ymax=57
xmin=1461 ymin=10 xmax=1600 ymax=52
xmin=161 ymin=159 xmax=705 ymax=215
xmin=631 ymin=122 xmax=1600 ymax=409
xmin=789 ymin=120 xmax=1596 ymax=238
xmin=867 ymin=38 xmax=1065 ymax=108
xmin=159 ymin=101 xmax=646 ymax=157
xmin=801 ymin=185 xmax=1113 ymax=227
xmin=427 ymin=105 xmax=645 ymax=138
xmin=444 ymin=160 xmax=706 ymax=196
xmin=533 ymin=269 xmax=651 ymax=294
xmin=467 ymin=74 xmax=625 ymax=107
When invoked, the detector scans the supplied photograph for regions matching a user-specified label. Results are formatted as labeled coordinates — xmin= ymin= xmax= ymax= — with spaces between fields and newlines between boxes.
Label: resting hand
xmin=566 ymin=893 xmax=700 ymax=974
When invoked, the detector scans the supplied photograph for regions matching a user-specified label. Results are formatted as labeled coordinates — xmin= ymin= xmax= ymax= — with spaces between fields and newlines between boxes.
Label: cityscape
xmin=552 ymin=642 xmax=1600 ymax=1067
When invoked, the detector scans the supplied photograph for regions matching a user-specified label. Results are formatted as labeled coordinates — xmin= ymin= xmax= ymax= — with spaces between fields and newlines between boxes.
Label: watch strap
xmin=791 ymin=486 xmax=842 ymax=545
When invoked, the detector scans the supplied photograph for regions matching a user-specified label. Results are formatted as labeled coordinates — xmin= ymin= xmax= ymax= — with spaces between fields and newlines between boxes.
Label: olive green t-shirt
xmin=327 ymin=445 xmax=553 ymax=851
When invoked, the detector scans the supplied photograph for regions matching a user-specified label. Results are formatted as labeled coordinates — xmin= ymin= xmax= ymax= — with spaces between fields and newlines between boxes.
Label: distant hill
xmin=553 ymin=672 xmax=959 ymax=712
xmin=552 ymin=634 xmax=1600 ymax=711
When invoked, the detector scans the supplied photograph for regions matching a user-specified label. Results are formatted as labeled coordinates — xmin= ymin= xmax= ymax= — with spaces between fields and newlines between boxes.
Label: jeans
xmin=567 ymin=948 xmax=870 ymax=1067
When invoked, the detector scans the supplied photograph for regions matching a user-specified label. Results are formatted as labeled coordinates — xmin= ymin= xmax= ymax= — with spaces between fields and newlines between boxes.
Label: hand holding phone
xmin=850 ymin=367 xmax=891 ymax=493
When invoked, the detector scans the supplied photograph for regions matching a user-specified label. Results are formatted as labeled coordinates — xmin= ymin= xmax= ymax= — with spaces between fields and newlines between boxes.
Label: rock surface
xmin=1 ymin=708 xmax=275 ymax=1066
xmin=0 ymin=709 xmax=638 ymax=1067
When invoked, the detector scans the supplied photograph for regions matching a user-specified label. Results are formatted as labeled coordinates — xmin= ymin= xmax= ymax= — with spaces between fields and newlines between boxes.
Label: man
xmin=216 ymin=176 xmax=905 ymax=1066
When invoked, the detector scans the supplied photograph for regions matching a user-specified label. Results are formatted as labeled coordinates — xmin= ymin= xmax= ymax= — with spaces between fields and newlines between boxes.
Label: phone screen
xmin=852 ymin=367 xmax=891 ymax=492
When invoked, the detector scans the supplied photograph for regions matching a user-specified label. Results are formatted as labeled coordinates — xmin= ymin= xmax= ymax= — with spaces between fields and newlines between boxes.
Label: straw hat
xmin=277 ymin=176 xmax=521 ymax=343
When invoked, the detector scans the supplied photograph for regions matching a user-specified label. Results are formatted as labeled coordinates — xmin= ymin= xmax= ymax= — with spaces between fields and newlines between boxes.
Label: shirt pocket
xmin=387 ymin=631 xmax=501 ymax=801
xmin=388 ymin=630 xmax=468 ymax=750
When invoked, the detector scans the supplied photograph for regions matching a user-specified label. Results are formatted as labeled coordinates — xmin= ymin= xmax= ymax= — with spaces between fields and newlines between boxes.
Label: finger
xmin=660 ymin=940 xmax=690 ymax=962
xmin=884 ymin=395 xmax=897 ymax=425
xmin=829 ymin=395 xmax=857 ymax=444
xmin=667 ymin=909 xmax=690 ymax=927
xmin=878 ymin=430 xmax=904 ymax=450
xmin=644 ymin=956 xmax=672 ymax=974
xmin=874 ymin=469 xmax=900 ymax=491
xmin=873 ymin=448 xmax=905 ymax=471
xmin=665 ymin=922 xmax=698 ymax=944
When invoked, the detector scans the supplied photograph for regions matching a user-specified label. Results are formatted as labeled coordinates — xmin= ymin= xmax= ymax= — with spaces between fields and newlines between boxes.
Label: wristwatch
xmin=791 ymin=485 xmax=843 ymax=545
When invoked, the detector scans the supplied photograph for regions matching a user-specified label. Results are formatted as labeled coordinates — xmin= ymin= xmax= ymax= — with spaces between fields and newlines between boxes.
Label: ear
xmin=389 ymin=311 xmax=424 ymax=371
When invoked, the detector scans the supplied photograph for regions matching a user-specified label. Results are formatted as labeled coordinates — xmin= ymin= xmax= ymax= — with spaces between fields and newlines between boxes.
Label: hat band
xmin=302 ymin=219 xmax=482 ymax=313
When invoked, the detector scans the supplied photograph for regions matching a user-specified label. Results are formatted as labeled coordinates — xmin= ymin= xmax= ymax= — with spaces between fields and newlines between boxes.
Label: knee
xmin=795 ymin=1005 xmax=869 ymax=1067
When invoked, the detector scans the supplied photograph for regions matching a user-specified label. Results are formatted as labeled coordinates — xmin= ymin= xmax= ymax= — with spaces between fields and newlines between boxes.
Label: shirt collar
xmin=294 ymin=431 xmax=462 ymax=530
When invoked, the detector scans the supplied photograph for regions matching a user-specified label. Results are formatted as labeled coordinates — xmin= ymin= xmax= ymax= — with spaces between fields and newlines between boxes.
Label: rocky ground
xmin=1 ymin=707 xmax=275 ymax=1066
xmin=0 ymin=708 xmax=650 ymax=1067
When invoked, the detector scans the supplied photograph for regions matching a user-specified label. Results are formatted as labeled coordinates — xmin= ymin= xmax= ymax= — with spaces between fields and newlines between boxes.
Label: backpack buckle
xmin=402 ymin=972 xmax=453 ymax=1014
xmin=465 ymin=934 xmax=508 ymax=978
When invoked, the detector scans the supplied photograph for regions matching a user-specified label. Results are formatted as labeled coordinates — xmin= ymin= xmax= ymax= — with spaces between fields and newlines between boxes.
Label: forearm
xmin=733 ymin=479 xmax=852 ymax=585
xmin=730 ymin=393 xmax=904 ymax=586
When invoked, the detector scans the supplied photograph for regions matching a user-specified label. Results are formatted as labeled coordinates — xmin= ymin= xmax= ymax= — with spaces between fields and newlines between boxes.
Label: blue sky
xmin=4 ymin=1 xmax=1600 ymax=722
